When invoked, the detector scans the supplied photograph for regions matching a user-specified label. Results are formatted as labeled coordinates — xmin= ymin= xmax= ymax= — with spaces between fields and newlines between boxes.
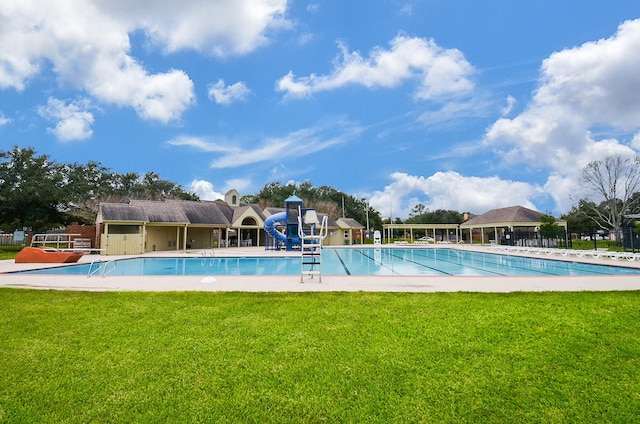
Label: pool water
xmin=13 ymin=248 xmax=640 ymax=277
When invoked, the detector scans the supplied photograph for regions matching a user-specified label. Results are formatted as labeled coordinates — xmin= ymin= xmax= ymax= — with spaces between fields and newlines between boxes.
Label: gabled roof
xmin=263 ymin=207 xmax=284 ymax=217
xmin=337 ymin=217 xmax=364 ymax=229
xmin=98 ymin=200 xmax=232 ymax=226
xmin=232 ymin=204 xmax=267 ymax=225
xmin=131 ymin=200 xmax=189 ymax=223
xmin=461 ymin=205 xmax=564 ymax=228
xmin=97 ymin=199 xmax=356 ymax=229
xmin=179 ymin=201 xmax=233 ymax=225
xmin=97 ymin=203 xmax=148 ymax=222
xmin=320 ymin=213 xmax=339 ymax=228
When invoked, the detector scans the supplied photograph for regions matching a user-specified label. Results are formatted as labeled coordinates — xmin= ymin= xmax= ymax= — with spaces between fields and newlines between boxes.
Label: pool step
xmin=301 ymin=235 xmax=322 ymax=282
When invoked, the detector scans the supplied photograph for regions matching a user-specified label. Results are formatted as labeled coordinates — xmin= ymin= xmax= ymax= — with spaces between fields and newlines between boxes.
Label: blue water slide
xmin=264 ymin=211 xmax=287 ymax=242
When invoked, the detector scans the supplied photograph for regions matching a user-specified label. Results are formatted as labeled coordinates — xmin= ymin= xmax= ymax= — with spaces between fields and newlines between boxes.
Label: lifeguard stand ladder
xmin=298 ymin=208 xmax=328 ymax=283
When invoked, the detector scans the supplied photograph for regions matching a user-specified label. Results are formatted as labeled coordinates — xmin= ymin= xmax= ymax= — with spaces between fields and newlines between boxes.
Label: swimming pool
xmin=13 ymin=248 xmax=640 ymax=277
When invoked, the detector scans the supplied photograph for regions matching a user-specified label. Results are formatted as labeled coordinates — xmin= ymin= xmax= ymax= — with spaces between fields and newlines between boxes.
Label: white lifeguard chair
xmin=373 ymin=230 xmax=381 ymax=246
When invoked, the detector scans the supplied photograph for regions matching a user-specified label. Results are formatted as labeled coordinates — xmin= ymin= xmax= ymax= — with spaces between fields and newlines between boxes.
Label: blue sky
xmin=1 ymin=1 xmax=640 ymax=219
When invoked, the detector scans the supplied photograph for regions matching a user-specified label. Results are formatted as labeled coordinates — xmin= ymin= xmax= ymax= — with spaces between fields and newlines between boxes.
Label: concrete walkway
xmin=1 ymin=245 xmax=640 ymax=293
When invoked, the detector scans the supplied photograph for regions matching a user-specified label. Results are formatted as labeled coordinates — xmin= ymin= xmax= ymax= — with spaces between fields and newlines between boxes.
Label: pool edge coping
xmin=2 ymin=245 xmax=640 ymax=292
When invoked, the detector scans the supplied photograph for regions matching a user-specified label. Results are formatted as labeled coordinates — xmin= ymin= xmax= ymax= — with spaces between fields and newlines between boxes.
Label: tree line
xmin=0 ymin=146 xmax=197 ymax=230
xmin=563 ymin=155 xmax=640 ymax=233
xmin=2 ymin=146 xmax=639 ymax=234
xmin=0 ymin=147 xmax=385 ymax=233
xmin=245 ymin=181 xmax=384 ymax=233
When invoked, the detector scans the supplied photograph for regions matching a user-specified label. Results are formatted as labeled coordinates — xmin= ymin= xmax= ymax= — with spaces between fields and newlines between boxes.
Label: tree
xmin=254 ymin=182 xmax=296 ymax=208
xmin=62 ymin=161 xmax=115 ymax=224
xmin=0 ymin=146 xmax=199 ymax=229
xmin=581 ymin=155 xmax=640 ymax=231
xmin=408 ymin=203 xmax=427 ymax=219
xmin=561 ymin=199 xmax=606 ymax=231
xmin=405 ymin=208 xmax=464 ymax=225
xmin=0 ymin=146 xmax=67 ymax=229
xmin=539 ymin=213 xmax=563 ymax=238
xmin=136 ymin=172 xmax=198 ymax=201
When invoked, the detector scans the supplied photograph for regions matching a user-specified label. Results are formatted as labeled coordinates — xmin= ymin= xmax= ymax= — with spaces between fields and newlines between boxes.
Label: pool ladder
xmin=298 ymin=208 xmax=328 ymax=283
xmin=300 ymin=235 xmax=323 ymax=282
xmin=87 ymin=259 xmax=117 ymax=278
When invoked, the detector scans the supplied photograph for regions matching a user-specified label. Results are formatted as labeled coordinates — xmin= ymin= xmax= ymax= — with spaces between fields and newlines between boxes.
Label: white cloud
xmin=190 ymin=178 xmax=253 ymax=200
xmin=369 ymin=171 xmax=544 ymax=219
xmin=0 ymin=0 xmax=289 ymax=122
xmin=95 ymin=0 xmax=290 ymax=56
xmin=0 ymin=112 xmax=10 ymax=126
xmin=542 ymin=173 xmax=582 ymax=213
xmin=189 ymin=179 xmax=224 ymax=201
xmin=276 ymin=34 xmax=475 ymax=100
xmin=632 ymin=132 xmax=640 ymax=150
xmin=167 ymin=136 xmax=240 ymax=153
xmin=485 ymin=18 xmax=640 ymax=212
xmin=538 ymin=19 xmax=640 ymax=129
xmin=487 ymin=19 xmax=640 ymax=165
xmin=501 ymin=95 xmax=516 ymax=117
xmin=223 ymin=178 xmax=253 ymax=194
xmin=398 ymin=4 xmax=413 ymax=16
xmin=211 ymin=122 xmax=361 ymax=168
xmin=297 ymin=33 xmax=314 ymax=46
xmin=208 ymin=79 xmax=251 ymax=105
xmin=38 ymin=98 xmax=95 ymax=141
xmin=170 ymin=120 xmax=362 ymax=169
xmin=418 ymin=98 xmax=490 ymax=126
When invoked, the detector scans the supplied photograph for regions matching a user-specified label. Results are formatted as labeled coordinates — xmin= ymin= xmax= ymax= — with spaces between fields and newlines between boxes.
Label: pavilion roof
xmin=460 ymin=205 xmax=565 ymax=228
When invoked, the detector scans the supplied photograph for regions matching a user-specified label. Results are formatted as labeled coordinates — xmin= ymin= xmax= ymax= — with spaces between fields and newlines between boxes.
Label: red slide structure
xmin=15 ymin=247 xmax=84 ymax=264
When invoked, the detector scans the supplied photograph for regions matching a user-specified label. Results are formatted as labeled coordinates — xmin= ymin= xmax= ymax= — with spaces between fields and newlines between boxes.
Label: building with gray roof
xmin=96 ymin=195 xmax=364 ymax=255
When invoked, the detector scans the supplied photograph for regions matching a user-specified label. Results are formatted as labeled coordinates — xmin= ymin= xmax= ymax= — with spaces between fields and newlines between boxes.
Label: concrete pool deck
xmin=1 ymin=244 xmax=640 ymax=293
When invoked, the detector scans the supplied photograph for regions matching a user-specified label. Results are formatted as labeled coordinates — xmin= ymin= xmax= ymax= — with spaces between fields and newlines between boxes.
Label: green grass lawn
xmin=1 ymin=289 xmax=639 ymax=423
xmin=0 ymin=248 xmax=22 ymax=260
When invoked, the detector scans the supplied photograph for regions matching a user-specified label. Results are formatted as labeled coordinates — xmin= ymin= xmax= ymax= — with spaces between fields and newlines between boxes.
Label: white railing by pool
xmin=87 ymin=259 xmax=117 ymax=278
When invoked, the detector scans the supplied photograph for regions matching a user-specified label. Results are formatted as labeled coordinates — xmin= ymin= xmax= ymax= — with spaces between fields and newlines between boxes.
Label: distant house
xmin=337 ymin=218 xmax=365 ymax=245
xmin=460 ymin=205 xmax=567 ymax=245
xmin=96 ymin=194 xmax=364 ymax=255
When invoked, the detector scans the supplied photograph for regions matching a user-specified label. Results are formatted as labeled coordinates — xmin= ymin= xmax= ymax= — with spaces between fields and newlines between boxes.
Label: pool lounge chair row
xmin=392 ymin=240 xmax=460 ymax=245
xmin=489 ymin=244 xmax=640 ymax=261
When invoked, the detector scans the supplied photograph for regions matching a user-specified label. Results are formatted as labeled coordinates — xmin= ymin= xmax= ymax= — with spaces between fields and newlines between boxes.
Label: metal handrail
xmin=87 ymin=259 xmax=117 ymax=278
xmin=87 ymin=260 xmax=102 ymax=277
xmin=101 ymin=260 xmax=117 ymax=277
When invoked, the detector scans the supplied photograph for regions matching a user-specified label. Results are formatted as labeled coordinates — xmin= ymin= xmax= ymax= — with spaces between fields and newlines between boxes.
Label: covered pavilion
xmin=382 ymin=223 xmax=461 ymax=243
xmin=460 ymin=205 xmax=567 ymax=245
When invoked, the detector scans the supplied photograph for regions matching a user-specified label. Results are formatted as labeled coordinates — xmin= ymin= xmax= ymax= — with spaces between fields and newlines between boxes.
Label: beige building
xmin=96 ymin=191 xmax=364 ymax=255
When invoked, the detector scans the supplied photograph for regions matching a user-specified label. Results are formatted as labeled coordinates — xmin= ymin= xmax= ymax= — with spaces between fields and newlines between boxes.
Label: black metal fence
xmin=0 ymin=229 xmax=67 ymax=253
xmin=0 ymin=232 xmax=28 ymax=253
xmin=500 ymin=228 xmax=640 ymax=253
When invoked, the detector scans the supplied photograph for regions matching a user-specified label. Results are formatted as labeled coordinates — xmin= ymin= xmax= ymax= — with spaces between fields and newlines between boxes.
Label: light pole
xmin=361 ymin=198 xmax=370 ymax=240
